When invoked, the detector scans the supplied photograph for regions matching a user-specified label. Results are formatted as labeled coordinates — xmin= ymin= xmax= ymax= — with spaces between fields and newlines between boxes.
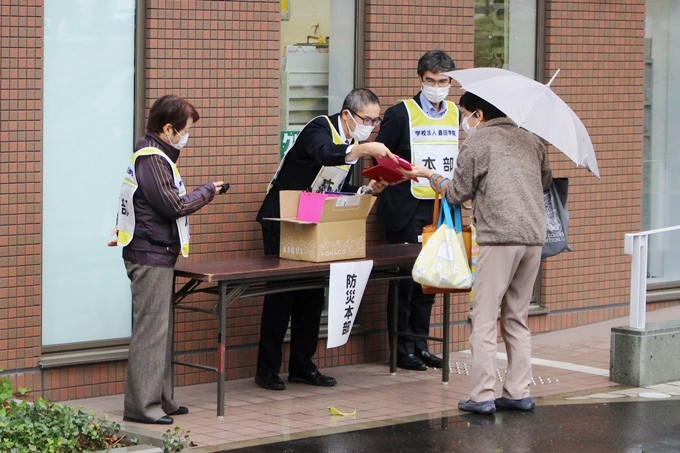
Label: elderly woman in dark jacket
xmin=403 ymin=91 xmax=552 ymax=415
xmin=111 ymin=95 xmax=226 ymax=425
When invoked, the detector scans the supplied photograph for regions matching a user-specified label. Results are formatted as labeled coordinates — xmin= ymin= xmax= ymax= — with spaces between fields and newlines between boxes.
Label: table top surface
xmin=174 ymin=243 xmax=421 ymax=283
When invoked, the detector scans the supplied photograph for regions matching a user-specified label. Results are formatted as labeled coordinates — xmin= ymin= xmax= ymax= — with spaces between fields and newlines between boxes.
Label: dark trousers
xmin=385 ymin=201 xmax=436 ymax=359
xmin=256 ymin=220 xmax=324 ymax=375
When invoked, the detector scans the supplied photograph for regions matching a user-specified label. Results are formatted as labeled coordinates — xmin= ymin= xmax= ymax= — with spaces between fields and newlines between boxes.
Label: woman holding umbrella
xmin=402 ymin=91 xmax=553 ymax=415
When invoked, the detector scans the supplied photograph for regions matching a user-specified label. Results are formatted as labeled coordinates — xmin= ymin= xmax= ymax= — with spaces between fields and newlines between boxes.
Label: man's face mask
xmin=346 ymin=112 xmax=375 ymax=142
xmin=421 ymin=83 xmax=450 ymax=104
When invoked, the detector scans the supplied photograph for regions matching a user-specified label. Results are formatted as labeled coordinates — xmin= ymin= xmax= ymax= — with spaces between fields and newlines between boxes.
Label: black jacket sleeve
xmin=256 ymin=114 xmax=358 ymax=223
xmin=374 ymin=96 xmax=427 ymax=232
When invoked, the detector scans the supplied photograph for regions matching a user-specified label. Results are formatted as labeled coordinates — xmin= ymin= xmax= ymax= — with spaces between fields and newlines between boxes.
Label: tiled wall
xmin=2 ymin=0 xmax=672 ymax=403
xmin=361 ymin=0 xmax=475 ymax=362
xmin=0 ymin=1 xmax=44 ymax=395
xmin=539 ymin=0 xmax=645 ymax=316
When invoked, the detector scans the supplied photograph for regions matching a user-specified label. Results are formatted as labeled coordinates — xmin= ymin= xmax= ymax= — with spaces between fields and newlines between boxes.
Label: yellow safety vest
xmin=116 ymin=147 xmax=190 ymax=257
xmin=267 ymin=116 xmax=352 ymax=193
xmin=402 ymin=99 xmax=459 ymax=199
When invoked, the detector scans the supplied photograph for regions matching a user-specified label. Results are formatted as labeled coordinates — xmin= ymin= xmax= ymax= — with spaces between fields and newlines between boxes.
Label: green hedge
xmin=0 ymin=368 xmax=130 ymax=452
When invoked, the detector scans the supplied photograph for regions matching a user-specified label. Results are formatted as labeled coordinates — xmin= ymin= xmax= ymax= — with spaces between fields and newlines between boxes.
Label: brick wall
xmin=360 ymin=0 xmax=475 ymax=359
xmin=0 ymin=1 xmax=44 ymax=395
xmin=538 ymin=0 xmax=645 ymax=325
xmin=143 ymin=0 xmax=281 ymax=386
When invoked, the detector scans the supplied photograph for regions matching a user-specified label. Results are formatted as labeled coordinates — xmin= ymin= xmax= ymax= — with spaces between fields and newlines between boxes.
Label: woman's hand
xmin=400 ymin=165 xmax=433 ymax=180
xmin=106 ymin=227 xmax=118 ymax=247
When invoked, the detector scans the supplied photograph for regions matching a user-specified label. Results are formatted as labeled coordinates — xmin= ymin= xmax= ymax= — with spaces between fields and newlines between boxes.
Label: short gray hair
xmin=341 ymin=88 xmax=380 ymax=112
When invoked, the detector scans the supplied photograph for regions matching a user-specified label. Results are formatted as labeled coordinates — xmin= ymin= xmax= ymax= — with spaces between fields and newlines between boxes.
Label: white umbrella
xmin=444 ymin=67 xmax=600 ymax=178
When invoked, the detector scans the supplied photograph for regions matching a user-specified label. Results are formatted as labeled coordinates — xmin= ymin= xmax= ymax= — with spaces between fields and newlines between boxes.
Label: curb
xmin=92 ymin=445 xmax=162 ymax=453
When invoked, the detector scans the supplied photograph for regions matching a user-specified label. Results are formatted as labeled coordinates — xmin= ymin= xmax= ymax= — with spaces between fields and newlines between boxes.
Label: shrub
xmin=0 ymin=367 xmax=190 ymax=452
xmin=0 ymin=398 xmax=130 ymax=452
xmin=162 ymin=426 xmax=191 ymax=452
xmin=0 ymin=367 xmax=130 ymax=452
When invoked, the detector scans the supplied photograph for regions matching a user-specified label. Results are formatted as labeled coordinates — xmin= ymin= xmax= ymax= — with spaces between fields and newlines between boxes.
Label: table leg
xmin=442 ymin=293 xmax=450 ymax=383
xmin=217 ymin=281 xmax=227 ymax=418
xmin=389 ymin=280 xmax=399 ymax=375
xmin=171 ymin=275 xmax=176 ymax=398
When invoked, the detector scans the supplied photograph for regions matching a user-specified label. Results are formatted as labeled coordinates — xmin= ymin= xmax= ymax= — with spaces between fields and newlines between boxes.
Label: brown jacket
xmin=122 ymin=134 xmax=216 ymax=267
xmin=432 ymin=117 xmax=552 ymax=246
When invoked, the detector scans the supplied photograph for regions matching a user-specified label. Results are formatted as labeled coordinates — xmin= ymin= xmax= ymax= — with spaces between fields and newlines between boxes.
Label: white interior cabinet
xmin=281 ymin=51 xmax=329 ymax=131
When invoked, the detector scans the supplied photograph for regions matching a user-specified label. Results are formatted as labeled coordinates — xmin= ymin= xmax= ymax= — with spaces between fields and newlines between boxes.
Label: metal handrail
xmin=624 ymin=224 xmax=680 ymax=328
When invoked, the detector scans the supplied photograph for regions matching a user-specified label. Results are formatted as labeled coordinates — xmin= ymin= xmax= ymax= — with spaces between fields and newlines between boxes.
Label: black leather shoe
xmin=154 ymin=415 xmax=174 ymax=425
xmin=255 ymin=372 xmax=286 ymax=390
xmin=288 ymin=369 xmax=337 ymax=387
xmin=123 ymin=415 xmax=174 ymax=425
xmin=168 ymin=406 xmax=189 ymax=416
xmin=397 ymin=354 xmax=427 ymax=371
xmin=416 ymin=351 xmax=444 ymax=369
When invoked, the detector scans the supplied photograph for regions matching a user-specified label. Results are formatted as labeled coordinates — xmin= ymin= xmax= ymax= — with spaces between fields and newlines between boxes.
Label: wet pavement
xmin=69 ymin=305 xmax=680 ymax=451
xmin=222 ymin=400 xmax=680 ymax=453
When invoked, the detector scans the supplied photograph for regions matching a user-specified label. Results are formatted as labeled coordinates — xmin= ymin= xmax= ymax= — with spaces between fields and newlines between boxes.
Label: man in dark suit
xmin=255 ymin=88 xmax=395 ymax=390
xmin=375 ymin=50 xmax=458 ymax=371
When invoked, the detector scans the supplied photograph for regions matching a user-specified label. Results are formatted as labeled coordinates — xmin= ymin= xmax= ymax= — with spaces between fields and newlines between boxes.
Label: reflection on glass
xmin=474 ymin=0 xmax=536 ymax=78
xmin=279 ymin=0 xmax=356 ymax=156
xmin=645 ymin=0 xmax=680 ymax=283
xmin=43 ymin=0 xmax=135 ymax=345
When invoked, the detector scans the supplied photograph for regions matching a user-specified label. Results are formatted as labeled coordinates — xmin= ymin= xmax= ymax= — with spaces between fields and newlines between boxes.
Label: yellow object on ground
xmin=328 ymin=406 xmax=356 ymax=416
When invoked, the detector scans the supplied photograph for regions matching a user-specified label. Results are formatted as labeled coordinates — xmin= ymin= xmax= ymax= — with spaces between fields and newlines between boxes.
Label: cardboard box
xmin=296 ymin=191 xmax=342 ymax=223
xmin=268 ymin=191 xmax=376 ymax=262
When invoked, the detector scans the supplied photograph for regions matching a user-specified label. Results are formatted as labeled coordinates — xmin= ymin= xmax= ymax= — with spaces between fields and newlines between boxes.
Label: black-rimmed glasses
xmin=422 ymin=77 xmax=452 ymax=87
xmin=349 ymin=110 xmax=382 ymax=126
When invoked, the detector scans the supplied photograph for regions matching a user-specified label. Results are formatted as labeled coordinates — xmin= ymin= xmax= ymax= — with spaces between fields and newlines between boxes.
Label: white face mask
xmin=421 ymin=83 xmax=450 ymax=104
xmin=346 ymin=113 xmax=375 ymax=142
xmin=167 ymin=128 xmax=189 ymax=150
xmin=462 ymin=111 xmax=479 ymax=136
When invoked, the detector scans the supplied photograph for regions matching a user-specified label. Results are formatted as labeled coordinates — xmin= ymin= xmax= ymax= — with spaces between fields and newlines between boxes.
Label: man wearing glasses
xmin=254 ymin=88 xmax=396 ymax=390
xmin=375 ymin=50 xmax=458 ymax=372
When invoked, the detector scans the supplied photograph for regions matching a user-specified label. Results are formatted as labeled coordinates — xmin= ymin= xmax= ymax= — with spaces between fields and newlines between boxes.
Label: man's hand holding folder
xmin=361 ymin=156 xmax=417 ymax=185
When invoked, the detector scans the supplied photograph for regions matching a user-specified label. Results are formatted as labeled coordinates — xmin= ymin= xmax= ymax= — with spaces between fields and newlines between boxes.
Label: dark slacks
xmin=385 ymin=201 xmax=436 ymax=359
xmin=256 ymin=220 xmax=324 ymax=375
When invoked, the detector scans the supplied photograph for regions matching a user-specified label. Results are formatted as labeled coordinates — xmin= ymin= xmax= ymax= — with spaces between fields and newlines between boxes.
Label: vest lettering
xmin=402 ymin=99 xmax=459 ymax=199
xmin=116 ymin=147 xmax=190 ymax=257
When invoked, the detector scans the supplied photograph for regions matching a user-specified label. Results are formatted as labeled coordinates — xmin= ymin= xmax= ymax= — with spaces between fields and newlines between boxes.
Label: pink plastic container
xmin=297 ymin=192 xmax=341 ymax=223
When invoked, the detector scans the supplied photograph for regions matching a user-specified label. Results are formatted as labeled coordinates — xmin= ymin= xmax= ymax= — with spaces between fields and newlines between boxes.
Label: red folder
xmin=361 ymin=155 xmax=417 ymax=184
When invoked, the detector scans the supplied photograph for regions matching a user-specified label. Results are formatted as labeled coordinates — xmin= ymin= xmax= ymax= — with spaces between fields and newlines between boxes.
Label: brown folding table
xmin=172 ymin=243 xmax=455 ymax=417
